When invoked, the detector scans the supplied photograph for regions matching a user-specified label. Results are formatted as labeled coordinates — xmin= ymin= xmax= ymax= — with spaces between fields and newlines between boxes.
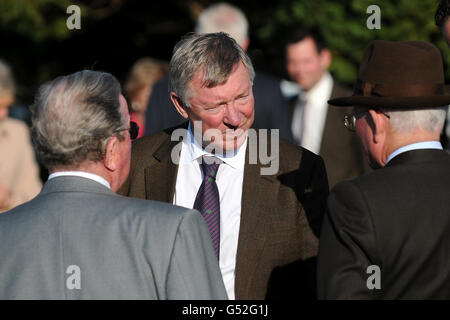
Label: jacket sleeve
xmin=166 ymin=209 xmax=228 ymax=300
xmin=317 ymin=181 xmax=381 ymax=299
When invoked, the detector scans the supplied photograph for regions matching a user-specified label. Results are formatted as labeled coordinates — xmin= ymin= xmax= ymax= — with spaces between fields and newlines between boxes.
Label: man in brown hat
xmin=317 ymin=40 xmax=450 ymax=299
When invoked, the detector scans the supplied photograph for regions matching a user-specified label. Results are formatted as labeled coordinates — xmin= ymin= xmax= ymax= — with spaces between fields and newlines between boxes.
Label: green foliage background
xmin=251 ymin=0 xmax=447 ymax=86
xmin=0 ymin=0 xmax=447 ymax=102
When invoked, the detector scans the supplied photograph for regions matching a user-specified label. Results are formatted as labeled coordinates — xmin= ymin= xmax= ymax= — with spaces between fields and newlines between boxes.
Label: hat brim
xmin=328 ymin=95 xmax=450 ymax=108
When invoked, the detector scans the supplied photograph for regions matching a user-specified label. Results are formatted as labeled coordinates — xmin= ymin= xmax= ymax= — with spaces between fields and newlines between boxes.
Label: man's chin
xmin=203 ymin=130 xmax=247 ymax=154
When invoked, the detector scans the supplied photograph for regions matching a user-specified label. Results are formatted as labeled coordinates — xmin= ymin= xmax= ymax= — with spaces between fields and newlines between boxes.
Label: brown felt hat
xmin=328 ymin=40 xmax=450 ymax=108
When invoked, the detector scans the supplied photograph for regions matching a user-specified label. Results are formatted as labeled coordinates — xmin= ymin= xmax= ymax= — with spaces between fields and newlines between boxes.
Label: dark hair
xmin=435 ymin=0 xmax=450 ymax=28
xmin=285 ymin=26 xmax=327 ymax=52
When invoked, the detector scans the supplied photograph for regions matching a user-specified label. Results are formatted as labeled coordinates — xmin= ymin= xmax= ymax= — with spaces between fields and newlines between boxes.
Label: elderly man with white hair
xmin=0 ymin=70 xmax=227 ymax=299
xmin=318 ymin=40 xmax=450 ymax=299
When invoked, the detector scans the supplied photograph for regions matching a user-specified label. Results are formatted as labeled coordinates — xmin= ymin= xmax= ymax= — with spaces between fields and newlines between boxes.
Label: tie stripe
xmin=193 ymin=157 xmax=221 ymax=259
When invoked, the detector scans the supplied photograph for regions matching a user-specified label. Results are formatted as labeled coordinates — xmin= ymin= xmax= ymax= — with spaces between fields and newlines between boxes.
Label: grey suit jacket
xmin=0 ymin=176 xmax=227 ymax=300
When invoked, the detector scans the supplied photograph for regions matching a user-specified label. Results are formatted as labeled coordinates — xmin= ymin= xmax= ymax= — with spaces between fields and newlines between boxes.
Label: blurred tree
xmin=0 ymin=0 xmax=74 ymax=42
xmin=249 ymin=0 xmax=448 ymax=86
xmin=0 ymin=0 xmax=448 ymax=104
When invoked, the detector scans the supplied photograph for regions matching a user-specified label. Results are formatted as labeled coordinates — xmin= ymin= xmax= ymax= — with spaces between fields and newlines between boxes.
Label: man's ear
xmin=319 ymin=48 xmax=332 ymax=70
xmin=103 ymin=136 xmax=118 ymax=171
xmin=170 ymin=92 xmax=189 ymax=119
xmin=368 ymin=109 xmax=388 ymax=144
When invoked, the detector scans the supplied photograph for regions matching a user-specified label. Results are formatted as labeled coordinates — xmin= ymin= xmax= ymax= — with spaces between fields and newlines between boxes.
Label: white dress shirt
xmin=48 ymin=171 xmax=111 ymax=189
xmin=173 ymin=123 xmax=247 ymax=300
xmin=291 ymin=72 xmax=334 ymax=154
xmin=386 ymin=141 xmax=443 ymax=164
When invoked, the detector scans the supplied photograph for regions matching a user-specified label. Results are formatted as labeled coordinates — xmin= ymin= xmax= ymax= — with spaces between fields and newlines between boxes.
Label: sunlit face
xmin=286 ymin=37 xmax=329 ymax=91
xmin=182 ymin=62 xmax=254 ymax=152
xmin=116 ymin=94 xmax=132 ymax=189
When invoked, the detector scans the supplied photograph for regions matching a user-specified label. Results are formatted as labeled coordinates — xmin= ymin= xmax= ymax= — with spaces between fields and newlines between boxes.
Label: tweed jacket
xmin=120 ymin=124 xmax=329 ymax=299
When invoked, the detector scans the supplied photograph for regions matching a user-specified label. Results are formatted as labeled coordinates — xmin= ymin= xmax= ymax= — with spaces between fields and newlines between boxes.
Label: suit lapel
xmin=144 ymin=131 xmax=182 ymax=203
xmin=234 ymin=135 xmax=280 ymax=299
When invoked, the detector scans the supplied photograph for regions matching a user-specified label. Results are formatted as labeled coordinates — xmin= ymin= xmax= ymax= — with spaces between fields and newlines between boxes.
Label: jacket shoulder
xmin=278 ymin=137 xmax=324 ymax=172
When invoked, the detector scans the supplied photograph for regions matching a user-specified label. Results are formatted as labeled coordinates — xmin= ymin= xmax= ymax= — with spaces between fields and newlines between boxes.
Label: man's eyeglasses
xmin=344 ymin=110 xmax=390 ymax=132
xmin=114 ymin=121 xmax=139 ymax=140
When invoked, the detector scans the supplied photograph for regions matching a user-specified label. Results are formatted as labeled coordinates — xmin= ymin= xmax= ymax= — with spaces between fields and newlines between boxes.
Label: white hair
xmin=385 ymin=107 xmax=447 ymax=133
xmin=195 ymin=2 xmax=249 ymax=46
xmin=31 ymin=70 xmax=126 ymax=170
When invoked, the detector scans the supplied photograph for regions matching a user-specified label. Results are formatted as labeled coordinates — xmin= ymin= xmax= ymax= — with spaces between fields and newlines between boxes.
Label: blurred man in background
xmin=285 ymin=27 xmax=369 ymax=188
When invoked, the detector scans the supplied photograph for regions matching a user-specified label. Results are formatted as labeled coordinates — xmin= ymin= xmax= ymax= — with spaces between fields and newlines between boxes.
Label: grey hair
xmin=0 ymin=59 xmax=15 ymax=98
xmin=30 ymin=70 xmax=126 ymax=170
xmin=195 ymin=2 xmax=249 ymax=46
xmin=169 ymin=32 xmax=255 ymax=106
xmin=384 ymin=106 xmax=447 ymax=133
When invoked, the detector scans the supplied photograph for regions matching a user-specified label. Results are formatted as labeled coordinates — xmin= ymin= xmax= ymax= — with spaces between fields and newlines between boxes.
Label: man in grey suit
xmin=0 ymin=70 xmax=227 ymax=300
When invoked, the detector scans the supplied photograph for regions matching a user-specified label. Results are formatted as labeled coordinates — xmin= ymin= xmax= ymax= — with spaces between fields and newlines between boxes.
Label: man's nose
xmin=223 ymin=103 xmax=241 ymax=128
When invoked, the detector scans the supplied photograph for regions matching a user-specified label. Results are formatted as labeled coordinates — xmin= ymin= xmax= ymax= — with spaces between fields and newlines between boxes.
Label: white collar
xmin=386 ymin=141 xmax=443 ymax=164
xmin=180 ymin=122 xmax=247 ymax=172
xmin=48 ymin=171 xmax=111 ymax=189
xmin=304 ymin=72 xmax=334 ymax=104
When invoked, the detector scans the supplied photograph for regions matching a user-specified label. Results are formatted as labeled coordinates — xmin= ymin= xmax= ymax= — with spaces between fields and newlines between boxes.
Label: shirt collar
xmin=386 ymin=141 xmax=443 ymax=164
xmin=48 ymin=171 xmax=111 ymax=189
xmin=180 ymin=122 xmax=247 ymax=172
xmin=304 ymin=72 xmax=333 ymax=105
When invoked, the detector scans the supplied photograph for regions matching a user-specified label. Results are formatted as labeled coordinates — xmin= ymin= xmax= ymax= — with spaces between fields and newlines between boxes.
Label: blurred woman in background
xmin=124 ymin=57 xmax=169 ymax=138
xmin=0 ymin=59 xmax=42 ymax=213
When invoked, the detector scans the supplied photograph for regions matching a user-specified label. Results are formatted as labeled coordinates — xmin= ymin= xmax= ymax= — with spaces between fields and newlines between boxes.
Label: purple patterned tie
xmin=193 ymin=156 xmax=221 ymax=259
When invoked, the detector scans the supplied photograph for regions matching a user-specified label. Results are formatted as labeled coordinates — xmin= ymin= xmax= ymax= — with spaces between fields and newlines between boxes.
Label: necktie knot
xmin=200 ymin=157 xmax=221 ymax=180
